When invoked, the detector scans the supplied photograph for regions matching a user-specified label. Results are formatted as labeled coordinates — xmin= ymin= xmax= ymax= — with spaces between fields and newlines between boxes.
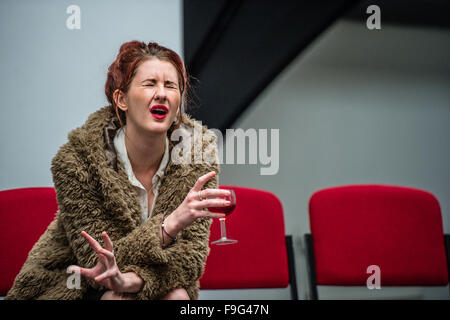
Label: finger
xmin=92 ymin=261 xmax=105 ymax=274
xmin=98 ymin=248 xmax=115 ymax=260
xmin=189 ymin=208 xmax=227 ymax=219
xmin=203 ymin=210 xmax=226 ymax=219
xmin=98 ymin=253 xmax=110 ymax=268
xmin=197 ymin=188 xmax=231 ymax=200
xmin=95 ymin=269 xmax=118 ymax=283
xmin=72 ymin=266 xmax=96 ymax=279
xmin=102 ymin=231 xmax=114 ymax=253
xmin=97 ymin=252 xmax=115 ymax=274
xmin=192 ymin=199 xmax=231 ymax=210
xmin=191 ymin=171 xmax=216 ymax=192
xmin=81 ymin=231 xmax=103 ymax=253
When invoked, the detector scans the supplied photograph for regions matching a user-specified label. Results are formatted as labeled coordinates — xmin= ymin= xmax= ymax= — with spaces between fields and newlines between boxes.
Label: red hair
xmin=105 ymin=41 xmax=189 ymax=128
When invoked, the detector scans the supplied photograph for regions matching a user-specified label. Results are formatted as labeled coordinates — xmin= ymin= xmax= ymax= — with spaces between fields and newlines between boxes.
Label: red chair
xmin=304 ymin=184 xmax=450 ymax=299
xmin=0 ymin=186 xmax=298 ymax=299
xmin=200 ymin=185 xmax=298 ymax=299
xmin=0 ymin=187 xmax=58 ymax=296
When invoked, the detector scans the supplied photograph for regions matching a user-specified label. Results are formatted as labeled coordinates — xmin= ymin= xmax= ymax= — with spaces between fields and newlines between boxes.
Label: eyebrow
xmin=141 ymin=78 xmax=177 ymax=85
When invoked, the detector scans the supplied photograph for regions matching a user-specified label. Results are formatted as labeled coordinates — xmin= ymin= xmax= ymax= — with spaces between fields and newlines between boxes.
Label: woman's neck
xmin=123 ymin=125 xmax=166 ymax=175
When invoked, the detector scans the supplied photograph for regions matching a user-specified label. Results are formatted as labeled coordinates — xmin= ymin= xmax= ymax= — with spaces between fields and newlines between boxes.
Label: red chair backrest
xmin=200 ymin=185 xmax=289 ymax=289
xmin=309 ymin=184 xmax=449 ymax=286
xmin=0 ymin=187 xmax=57 ymax=296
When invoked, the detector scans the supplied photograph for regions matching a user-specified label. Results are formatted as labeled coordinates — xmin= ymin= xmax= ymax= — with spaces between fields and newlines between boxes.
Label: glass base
xmin=211 ymin=237 xmax=238 ymax=245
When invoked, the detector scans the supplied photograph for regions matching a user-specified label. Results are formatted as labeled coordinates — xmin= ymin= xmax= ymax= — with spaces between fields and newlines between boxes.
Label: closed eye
xmin=165 ymin=81 xmax=178 ymax=89
xmin=143 ymin=82 xmax=177 ymax=89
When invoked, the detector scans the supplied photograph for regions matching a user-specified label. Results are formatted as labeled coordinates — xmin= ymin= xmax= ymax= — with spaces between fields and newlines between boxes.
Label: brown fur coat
xmin=5 ymin=106 xmax=219 ymax=300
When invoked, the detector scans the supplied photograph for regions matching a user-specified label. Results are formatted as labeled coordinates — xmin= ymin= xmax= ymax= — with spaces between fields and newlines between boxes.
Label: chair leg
xmin=304 ymin=234 xmax=318 ymax=300
xmin=444 ymin=234 xmax=450 ymax=297
xmin=285 ymin=235 xmax=299 ymax=300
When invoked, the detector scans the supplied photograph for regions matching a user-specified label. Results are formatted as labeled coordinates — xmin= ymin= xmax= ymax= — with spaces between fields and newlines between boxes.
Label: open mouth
xmin=150 ymin=105 xmax=168 ymax=119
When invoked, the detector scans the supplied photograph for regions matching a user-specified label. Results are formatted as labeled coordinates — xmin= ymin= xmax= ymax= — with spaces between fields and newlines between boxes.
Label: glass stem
xmin=219 ymin=218 xmax=227 ymax=239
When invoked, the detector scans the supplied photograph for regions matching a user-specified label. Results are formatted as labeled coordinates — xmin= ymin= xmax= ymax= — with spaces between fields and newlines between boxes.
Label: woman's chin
xmin=143 ymin=121 xmax=172 ymax=135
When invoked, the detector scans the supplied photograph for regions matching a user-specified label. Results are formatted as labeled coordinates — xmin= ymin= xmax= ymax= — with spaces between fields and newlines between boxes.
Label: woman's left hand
xmin=69 ymin=231 xmax=127 ymax=293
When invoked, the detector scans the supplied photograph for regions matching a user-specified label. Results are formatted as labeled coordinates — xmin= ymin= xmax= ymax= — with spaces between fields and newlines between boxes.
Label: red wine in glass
xmin=208 ymin=203 xmax=236 ymax=216
xmin=210 ymin=189 xmax=237 ymax=245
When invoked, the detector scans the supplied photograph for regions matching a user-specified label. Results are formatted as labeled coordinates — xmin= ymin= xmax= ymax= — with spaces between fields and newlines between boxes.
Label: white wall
xmin=0 ymin=0 xmax=182 ymax=189
xmin=201 ymin=20 xmax=450 ymax=300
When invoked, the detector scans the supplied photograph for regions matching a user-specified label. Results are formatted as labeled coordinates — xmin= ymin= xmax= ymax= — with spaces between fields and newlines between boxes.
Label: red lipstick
xmin=150 ymin=105 xmax=168 ymax=120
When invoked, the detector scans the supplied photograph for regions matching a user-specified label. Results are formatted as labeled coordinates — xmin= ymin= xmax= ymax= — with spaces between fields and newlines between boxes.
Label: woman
xmin=6 ymin=41 xmax=229 ymax=300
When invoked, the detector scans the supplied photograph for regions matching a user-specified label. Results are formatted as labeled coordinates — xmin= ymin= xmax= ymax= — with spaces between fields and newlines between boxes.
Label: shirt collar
xmin=113 ymin=125 xmax=169 ymax=191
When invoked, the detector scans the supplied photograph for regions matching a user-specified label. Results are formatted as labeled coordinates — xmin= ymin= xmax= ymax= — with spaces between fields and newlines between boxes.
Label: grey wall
xmin=0 ymin=0 xmax=182 ymax=190
xmin=200 ymin=20 xmax=450 ymax=300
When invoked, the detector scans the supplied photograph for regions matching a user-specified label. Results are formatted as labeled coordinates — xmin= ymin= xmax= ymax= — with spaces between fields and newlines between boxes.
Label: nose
xmin=154 ymin=84 xmax=167 ymax=101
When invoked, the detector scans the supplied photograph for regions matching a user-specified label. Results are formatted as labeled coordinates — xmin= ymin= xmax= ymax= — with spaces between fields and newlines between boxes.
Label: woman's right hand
xmin=162 ymin=171 xmax=231 ymax=242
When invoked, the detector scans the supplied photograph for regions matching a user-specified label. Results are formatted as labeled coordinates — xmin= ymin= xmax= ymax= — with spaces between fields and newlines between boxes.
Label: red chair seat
xmin=0 ymin=187 xmax=58 ymax=296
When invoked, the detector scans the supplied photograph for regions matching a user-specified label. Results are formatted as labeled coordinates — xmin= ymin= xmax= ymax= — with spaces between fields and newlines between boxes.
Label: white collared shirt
xmin=113 ymin=126 xmax=169 ymax=223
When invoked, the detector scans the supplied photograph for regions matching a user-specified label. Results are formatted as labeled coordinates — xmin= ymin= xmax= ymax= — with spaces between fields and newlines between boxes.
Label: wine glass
xmin=209 ymin=189 xmax=237 ymax=245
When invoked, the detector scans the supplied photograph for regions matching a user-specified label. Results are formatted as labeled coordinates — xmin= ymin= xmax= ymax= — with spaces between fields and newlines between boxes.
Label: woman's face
xmin=118 ymin=58 xmax=181 ymax=135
